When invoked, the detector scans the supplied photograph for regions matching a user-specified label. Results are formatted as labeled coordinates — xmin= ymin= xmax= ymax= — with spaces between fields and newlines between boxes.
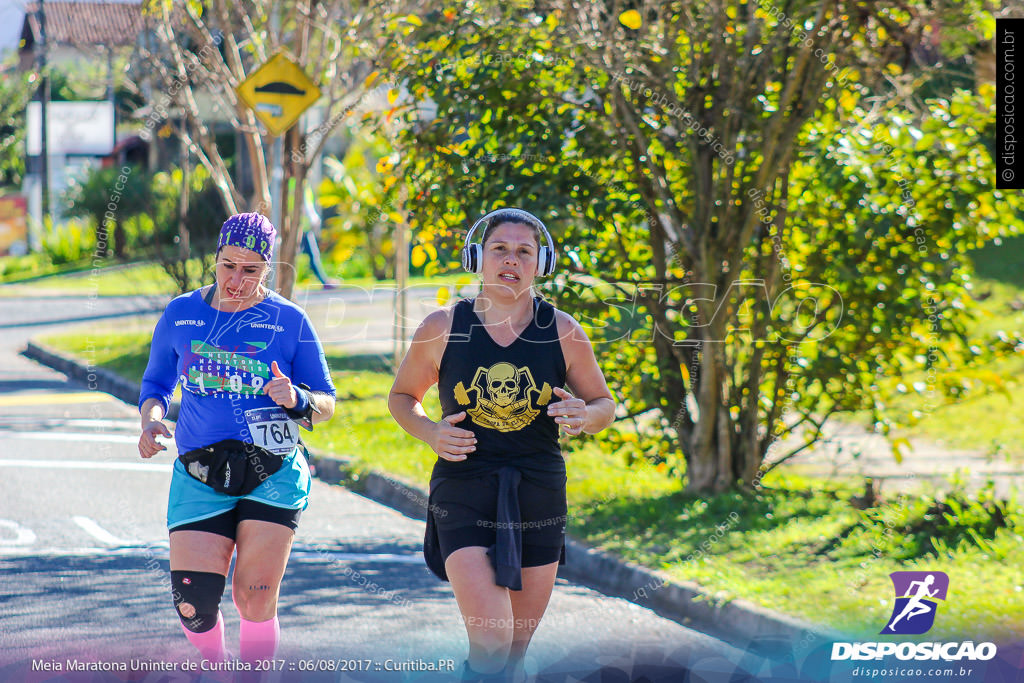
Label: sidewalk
xmin=768 ymin=418 xmax=1024 ymax=498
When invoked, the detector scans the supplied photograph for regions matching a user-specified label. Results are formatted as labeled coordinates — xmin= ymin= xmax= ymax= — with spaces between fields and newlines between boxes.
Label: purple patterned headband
xmin=217 ymin=212 xmax=276 ymax=262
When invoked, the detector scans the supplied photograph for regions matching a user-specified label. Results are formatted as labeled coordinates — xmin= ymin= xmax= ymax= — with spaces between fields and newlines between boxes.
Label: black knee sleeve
xmin=171 ymin=571 xmax=226 ymax=633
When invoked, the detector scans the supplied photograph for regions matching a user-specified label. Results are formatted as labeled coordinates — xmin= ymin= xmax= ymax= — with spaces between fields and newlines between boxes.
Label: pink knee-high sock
xmin=238 ymin=615 xmax=279 ymax=662
xmin=181 ymin=610 xmax=228 ymax=662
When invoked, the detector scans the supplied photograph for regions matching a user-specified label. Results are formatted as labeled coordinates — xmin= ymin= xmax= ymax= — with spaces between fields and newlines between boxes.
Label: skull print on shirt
xmin=453 ymin=362 xmax=553 ymax=432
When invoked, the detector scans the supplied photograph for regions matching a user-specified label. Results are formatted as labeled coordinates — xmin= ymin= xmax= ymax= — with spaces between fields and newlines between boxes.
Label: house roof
xmin=20 ymin=2 xmax=142 ymax=50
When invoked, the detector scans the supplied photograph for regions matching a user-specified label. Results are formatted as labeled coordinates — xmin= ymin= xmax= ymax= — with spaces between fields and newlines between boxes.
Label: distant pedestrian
xmin=138 ymin=212 xmax=336 ymax=664
xmin=388 ymin=208 xmax=616 ymax=681
xmin=300 ymin=181 xmax=337 ymax=288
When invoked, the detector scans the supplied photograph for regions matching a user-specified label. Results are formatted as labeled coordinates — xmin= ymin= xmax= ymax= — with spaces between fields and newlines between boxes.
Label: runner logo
xmin=833 ymin=571 xmax=995 ymax=662
xmin=881 ymin=571 xmax=948 ymax=635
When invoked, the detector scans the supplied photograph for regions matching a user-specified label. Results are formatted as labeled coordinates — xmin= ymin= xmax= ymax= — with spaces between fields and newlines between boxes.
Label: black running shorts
xmin=168 ymin=498 xmax=301 ymax=540
xmin=431 ymin=474 xmax=567 ymax=568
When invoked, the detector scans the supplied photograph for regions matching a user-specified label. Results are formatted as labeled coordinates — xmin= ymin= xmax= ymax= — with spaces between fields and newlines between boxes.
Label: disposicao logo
xmin=881 ymin=571 xmax=948 ymax=635
xmin=831 ymin=571 xmax=998 ymax=663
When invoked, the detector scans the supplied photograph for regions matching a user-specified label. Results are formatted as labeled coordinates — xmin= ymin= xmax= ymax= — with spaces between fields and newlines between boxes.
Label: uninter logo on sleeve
xmin=246 ymin=322 xmax=285 ymax=332
xmin=174 ymin=319 xmax=207 ymax=327
xmin=831 ymin=571 xmax=997 ymax=662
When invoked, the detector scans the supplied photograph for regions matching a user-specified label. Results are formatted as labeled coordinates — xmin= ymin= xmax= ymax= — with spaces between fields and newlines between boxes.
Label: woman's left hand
xmin=265 ymin=360 xmax=297 ymax=409
xmin=548 ymin=386 xmax=588 ymax=436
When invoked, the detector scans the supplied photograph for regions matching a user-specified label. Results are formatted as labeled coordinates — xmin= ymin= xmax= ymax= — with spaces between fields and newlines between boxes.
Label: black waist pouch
xmin=179 ymin=439 xmax=287 ymax=496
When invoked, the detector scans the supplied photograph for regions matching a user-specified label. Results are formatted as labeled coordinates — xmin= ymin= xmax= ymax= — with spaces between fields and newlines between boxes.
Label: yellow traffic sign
xmin=236 ymin=53 xmax=321 ymax=136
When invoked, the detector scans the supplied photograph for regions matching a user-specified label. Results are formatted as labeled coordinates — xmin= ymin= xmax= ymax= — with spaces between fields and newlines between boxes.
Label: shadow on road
xmin=0 ymin=378 xmax=82 ymax=394
xmin=0 ymin=550 xmax=781 ymax=681
xmin=0 ymin=306 xmax=165 ymax=331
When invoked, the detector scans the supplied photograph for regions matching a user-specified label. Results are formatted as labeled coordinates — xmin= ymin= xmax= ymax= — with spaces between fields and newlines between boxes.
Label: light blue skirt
xmin=166 ymin=446 xmax=311 ymax=529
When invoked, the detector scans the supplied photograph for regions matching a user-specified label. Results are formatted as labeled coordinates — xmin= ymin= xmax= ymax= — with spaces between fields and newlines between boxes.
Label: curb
xmin=308 ymin=452 xmax=844 ymax=652
xmin=23 ymin=341 xmax=180 ymax=420
xmin=23 ymin=340 xmax=842 ymax=653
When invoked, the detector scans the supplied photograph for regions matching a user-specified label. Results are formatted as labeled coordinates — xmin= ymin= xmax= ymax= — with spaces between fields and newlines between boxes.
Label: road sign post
xmin=236 ymin=52 xmax=321 ymax=293
xmin=236 ymin=53 xmax=322 ymax=137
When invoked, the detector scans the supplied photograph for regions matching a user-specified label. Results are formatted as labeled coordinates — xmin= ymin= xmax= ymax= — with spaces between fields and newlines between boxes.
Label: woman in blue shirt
xmin=138 ymin=213 xmax=335 ymax=664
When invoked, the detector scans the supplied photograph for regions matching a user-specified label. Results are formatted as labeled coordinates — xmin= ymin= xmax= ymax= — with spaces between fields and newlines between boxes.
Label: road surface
xmin=0 ymin=292 xmax=766 ymax=682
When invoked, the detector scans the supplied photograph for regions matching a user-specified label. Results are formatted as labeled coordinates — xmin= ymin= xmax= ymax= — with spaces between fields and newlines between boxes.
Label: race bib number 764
xmin=244 ymin=407 xmax=299 ymax=455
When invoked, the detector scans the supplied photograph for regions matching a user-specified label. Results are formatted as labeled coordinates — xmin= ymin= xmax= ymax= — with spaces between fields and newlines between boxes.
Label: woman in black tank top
xmin=389 ymin=210 xmax=616 ymax=681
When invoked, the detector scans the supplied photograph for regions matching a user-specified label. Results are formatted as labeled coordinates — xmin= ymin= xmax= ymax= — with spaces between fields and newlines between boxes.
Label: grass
xmin=2 ymin=261 xmax=185 ymax=296
xmin=896 ymin=275 xmax=1024 ymax=457
xmin=40 ymin=324 xmax=159 ymax=380
xmin=970 ymin=234 xmax=1024 ymax=289
xmin=829 ymin=238 xmax=1024 ymax=458
xmin=576 ymin=473 xmax=1024 ymax=640
xmin=833 ymin=275 xmax=1024 ymax=459
xmin=36 ymin=328 xmax=1024 ymax=641
xmin=0 ymin=253 xmax=94 ymax=283
xmin=1 ymin=257 xmax=469 ymax=297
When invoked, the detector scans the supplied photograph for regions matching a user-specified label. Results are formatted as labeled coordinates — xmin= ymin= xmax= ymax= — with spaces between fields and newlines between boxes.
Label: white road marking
xmin=0 ymin=546 xmax=169 ymax=558
xmin=0 ymin=418 xmax=140 ymax=431
xmin=72 ymin=516 xmax=138 ymax=546
xmin=0 ymin=431 xmax=140 ymax=444
xmin=53 ymin=420 xmax=140 ymax=430
xmin=0 ymin=459 xmax=171 ymax=472
xmin=0 ymin=519 xmax=36 ymax=546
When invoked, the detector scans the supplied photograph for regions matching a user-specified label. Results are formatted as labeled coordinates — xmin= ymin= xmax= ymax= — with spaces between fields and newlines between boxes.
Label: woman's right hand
xmin=430 ymin=412 xmax=476 ymax=462
xmin=139 ymin=420 xmax=172 ymax=459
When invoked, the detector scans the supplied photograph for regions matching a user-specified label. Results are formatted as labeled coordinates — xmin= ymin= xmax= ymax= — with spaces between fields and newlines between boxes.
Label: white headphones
xmin=461 ymin=208 xmax=557 ymax=277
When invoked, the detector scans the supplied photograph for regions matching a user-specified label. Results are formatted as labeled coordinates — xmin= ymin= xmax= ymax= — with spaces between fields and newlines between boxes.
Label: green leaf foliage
xmin=382 ymin=0 xmax=1019 ymax=493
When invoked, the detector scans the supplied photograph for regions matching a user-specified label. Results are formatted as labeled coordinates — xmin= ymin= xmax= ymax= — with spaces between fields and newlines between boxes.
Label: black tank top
xmin=434 ymin=296 xmax=567 ymax=478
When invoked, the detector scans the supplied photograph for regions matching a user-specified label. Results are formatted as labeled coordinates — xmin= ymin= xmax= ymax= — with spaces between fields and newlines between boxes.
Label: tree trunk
xmin=113 ymin=220 xmax=125 ymax=260
xmin=178 ymin=131 xmax=191 ymax=263
xmin=687 ymin=326 xmax=734 ymax=493
xmin=96 ymin=218 xmax=110 ymax=259
xmin=368 ymin=222 xmax=386 ymax=280
xmin=277 ymin=126 xmax=303 ymax=300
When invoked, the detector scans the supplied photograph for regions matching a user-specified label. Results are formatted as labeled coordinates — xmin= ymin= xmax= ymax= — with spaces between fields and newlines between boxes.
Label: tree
xmin=387 ymin=0 xmax=1019 ymax=493
xmin=319 ymin=132 xmax=404 ymax=280
xmin=64 ymin=165 xmax=153 ymax=259
xmin=0 ymin=56 xmax=32 ymax=189
xmin=130 ymin=0 xmax=419 ymax=298
xmin=143 ymin=164 xmax=229 ymax=293
xmin=64 ymin=161 xmax=227 ymax=289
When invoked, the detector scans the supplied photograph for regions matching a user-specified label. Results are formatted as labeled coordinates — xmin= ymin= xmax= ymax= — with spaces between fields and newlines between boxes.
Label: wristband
xmin=285 ymin=384 xmax=320 ymax=430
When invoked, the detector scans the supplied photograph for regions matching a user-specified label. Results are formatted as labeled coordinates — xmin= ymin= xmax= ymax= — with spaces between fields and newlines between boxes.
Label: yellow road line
xmin=0 ymin=392 xmax=115 ymax=406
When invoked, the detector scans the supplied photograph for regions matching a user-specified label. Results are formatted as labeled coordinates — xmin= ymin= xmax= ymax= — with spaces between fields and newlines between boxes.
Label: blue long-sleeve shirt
xmin=139 ymin=289 xmax=335 ymax=453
